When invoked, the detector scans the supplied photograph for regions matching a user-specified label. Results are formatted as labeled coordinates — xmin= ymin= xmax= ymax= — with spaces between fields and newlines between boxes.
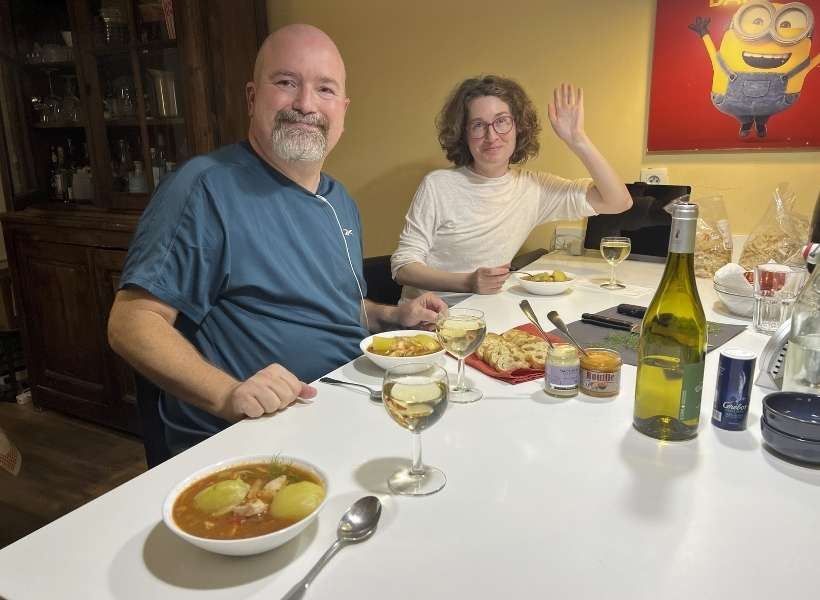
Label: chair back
xmin=134 ymin=372 xmax=171 ymax=468
xmin=363 ymin=255 xmax=402 ymax=305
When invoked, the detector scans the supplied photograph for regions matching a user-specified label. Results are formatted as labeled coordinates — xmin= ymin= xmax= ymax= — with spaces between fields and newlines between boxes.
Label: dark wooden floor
xmin=0 ymin=400 xmax=146 ymax=549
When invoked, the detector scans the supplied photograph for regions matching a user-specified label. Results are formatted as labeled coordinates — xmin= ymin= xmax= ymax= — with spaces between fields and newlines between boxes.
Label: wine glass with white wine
xmin=436 ymin=308 xmax=487 ymax=403
xmin=599 ymin=236 xmax=631 ymax=289
xmin=383 ymin=362 xmax=449 ymax=495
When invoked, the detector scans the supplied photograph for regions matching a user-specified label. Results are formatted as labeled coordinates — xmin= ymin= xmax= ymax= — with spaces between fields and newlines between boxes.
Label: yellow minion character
xmin=689 ymin=1 xmax=820 ymax=137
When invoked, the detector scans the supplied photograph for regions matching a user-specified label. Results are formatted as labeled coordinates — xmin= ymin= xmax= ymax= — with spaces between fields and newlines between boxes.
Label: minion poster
xmin=648 ymin=0 xmax=820 ymax=150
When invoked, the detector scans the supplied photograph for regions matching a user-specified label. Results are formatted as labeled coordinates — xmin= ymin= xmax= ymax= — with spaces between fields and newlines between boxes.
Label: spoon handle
xmin=320 ymin=377 xmax=374 ymax=393
xmin=547 ymin=311 xmax=589 ymax=357
xmin=281 ymin=539 xmax=344 ymax=600
xmin=518 ymin=300 xmax=555 ymax=350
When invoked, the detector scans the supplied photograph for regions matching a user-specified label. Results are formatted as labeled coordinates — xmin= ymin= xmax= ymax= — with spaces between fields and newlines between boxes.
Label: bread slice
xmin=476 ymin=328 xmax=546 ymax=371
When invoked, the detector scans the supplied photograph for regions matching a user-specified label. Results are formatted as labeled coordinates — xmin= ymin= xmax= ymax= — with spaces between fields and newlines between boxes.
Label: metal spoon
xmin=282 ymin=496 xmax=382 ymax=600
xmin=546 ymin=310 xmax=590 ymax=357
xmin=319 ymin=377 xmax=382 ymax=402
xmin=518 ymin=300 xmax=555 ymax=350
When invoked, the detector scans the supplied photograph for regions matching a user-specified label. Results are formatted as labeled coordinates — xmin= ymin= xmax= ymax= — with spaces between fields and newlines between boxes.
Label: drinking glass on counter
xmin=436 ymin=308 xmax=487 ymax=403
xmin=383 ymin=363 xmax=449 ymax=495
xmin=600 ymin=236 xmax=631 ymax=289
xmin=753 ymin=263 xmax=807 ymax=334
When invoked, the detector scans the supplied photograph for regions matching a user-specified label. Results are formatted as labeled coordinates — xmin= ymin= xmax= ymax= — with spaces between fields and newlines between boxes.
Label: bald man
xmin=108 ymin=25 xmax=446 ymax=456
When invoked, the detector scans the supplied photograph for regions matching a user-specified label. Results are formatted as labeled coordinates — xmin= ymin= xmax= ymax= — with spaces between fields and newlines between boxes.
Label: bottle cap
xmin=672 ymin=202 xmax=698 ymax=220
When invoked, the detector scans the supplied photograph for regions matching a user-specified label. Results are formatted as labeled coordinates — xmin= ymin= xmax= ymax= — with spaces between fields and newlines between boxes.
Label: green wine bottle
xmin=633 ymin=203 xmax=707 ymax=441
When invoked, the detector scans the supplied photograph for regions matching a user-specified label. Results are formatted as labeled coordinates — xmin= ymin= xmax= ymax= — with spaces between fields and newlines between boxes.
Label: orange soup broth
xmin=173 ymin=462 xmax=322 ymax=540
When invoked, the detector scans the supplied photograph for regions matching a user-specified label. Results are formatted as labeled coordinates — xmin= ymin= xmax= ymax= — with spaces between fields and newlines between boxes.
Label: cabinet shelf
xmin=105 ymin=116 xmax=184 ymax=127
xmin=138 ymin=40 xmax=179 ymax=54
xmin=146 ymin=116 xmax=184 ymax=126
xmin=95 ymin=39 xmax=178 ymax=57
xmin=23 ymin=61 xmax=77 ymax=71
xmin=93 ymin=44 xmax=130 ymax=57
xmin=32 ymin=122 xmax=86 ymax=129
xmin=105 ymin=117 xmax=140 ymax=127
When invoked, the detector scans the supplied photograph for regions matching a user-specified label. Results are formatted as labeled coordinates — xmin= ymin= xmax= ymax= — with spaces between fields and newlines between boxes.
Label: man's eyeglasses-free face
xmin=467 ymin=115 xmax=514 ymax=139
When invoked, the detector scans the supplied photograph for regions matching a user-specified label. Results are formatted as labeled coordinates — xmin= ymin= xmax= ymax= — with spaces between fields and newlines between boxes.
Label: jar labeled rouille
xmin=580 ymin=348 xmax=622 ymax=397
xmin=545 ymin=344 xmax=579 ymax=397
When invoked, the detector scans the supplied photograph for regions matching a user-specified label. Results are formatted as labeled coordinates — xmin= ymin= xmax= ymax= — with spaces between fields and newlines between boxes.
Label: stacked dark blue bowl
xmin=761 ymin=392 xmax=820 ymax=465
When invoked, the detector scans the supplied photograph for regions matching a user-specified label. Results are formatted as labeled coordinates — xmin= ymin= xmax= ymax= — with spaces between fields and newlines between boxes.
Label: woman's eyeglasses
xmin=467 ymin=115 xmax=514 ymax=139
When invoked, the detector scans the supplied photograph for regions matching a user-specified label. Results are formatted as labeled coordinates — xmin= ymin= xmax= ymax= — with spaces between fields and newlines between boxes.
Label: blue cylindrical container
xmin=712 ymin=347 xmax=757 ymax=431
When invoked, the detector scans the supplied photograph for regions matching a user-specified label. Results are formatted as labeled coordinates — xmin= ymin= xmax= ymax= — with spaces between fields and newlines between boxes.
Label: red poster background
xmin=648 ymin=0 xmax=820 ymax=151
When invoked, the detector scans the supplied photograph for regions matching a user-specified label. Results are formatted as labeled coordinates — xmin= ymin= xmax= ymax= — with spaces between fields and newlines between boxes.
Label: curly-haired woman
xmin=390 ymin=76 xmax=632 ymax=306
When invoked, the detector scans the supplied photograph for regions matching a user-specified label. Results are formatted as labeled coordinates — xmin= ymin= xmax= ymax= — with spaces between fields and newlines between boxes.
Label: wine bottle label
xmin=678 ymin=361 xmax=705 ymax=421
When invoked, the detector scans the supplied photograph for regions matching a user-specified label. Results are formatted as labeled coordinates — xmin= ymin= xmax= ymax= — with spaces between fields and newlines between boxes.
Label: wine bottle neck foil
xmin=668 ymin=203 xmax=698 ymax=254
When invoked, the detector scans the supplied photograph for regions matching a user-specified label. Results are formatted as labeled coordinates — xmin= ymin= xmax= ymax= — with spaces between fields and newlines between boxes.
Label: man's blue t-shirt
xmin=120 ymin=141 xmax=369 ymax=452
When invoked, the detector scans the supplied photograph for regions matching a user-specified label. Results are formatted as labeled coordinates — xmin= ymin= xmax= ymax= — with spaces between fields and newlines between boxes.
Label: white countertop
xmin=1 ymin=253 xmax=817 ymax=600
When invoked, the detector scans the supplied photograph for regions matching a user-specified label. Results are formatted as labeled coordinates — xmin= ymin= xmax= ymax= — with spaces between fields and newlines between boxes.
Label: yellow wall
xmin=267 ymin=0 xmax=819 ymax=257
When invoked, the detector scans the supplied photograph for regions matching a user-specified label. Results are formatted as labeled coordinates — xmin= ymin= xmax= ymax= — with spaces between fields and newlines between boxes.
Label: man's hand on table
xmin=223 ymin=363 xmax=317 ymax=421
xmin=394 ymin=292 xmax=448 ymax=331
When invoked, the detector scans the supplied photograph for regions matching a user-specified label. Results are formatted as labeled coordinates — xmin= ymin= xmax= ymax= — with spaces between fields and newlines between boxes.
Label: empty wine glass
xmin=44 ymin=69 xmax=62 ymax=123
xmin=436 ymin=308 xmax=487 ymax=403
xmin=383 ymin=362 xmax=448 ymax=496
xmin=599 ymin=236 xmax=631 ymax=289
xmin=62 ymin=75 xmax=81 ymax=122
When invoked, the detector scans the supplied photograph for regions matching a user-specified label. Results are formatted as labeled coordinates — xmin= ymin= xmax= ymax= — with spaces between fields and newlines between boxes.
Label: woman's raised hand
xmin=547 ymin=82 xmax=587 ymax=149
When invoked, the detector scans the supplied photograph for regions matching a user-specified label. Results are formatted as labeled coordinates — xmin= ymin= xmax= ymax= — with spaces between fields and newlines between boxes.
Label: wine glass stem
xmin=456 ymin=357 xmax=466 ymax=392
xmin=609 ymin=263 xmax=616 ymax=286
xmin=409 ymin=432 xmax=424 ymax=476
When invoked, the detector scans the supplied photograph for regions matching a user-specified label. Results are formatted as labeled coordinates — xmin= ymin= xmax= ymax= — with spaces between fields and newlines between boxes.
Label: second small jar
xmin=580 ymin=348 xmax=622 ymax=397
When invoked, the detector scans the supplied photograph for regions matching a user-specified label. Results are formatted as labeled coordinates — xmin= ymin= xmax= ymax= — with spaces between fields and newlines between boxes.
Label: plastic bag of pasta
xmin=694 ymin=195 xmax=732 ymax=278
xmin=738 ymin=186 xmax=810 ymax=270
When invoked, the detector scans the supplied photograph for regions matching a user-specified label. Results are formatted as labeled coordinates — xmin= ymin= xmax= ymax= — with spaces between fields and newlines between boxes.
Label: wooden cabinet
xmin=0 ymin=0 xmax=266 ymax=432
xmin=1 ymin=210 xmax=140 ymax=431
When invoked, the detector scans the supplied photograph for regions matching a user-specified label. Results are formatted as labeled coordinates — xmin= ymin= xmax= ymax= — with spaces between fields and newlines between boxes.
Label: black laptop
xmin=583 ymin=182 xmax=692 ymax=262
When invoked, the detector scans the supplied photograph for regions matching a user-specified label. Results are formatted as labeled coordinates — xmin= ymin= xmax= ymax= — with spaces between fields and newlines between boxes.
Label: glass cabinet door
xmin=84 ymin=0 xmax=187 ymax=209
xmin=139 ymin=40 xmax=188 ymax=189
xmin=7 ymin=0 xmax=89 ymax=206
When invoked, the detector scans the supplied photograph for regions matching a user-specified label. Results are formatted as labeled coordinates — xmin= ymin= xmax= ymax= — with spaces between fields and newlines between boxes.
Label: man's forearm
xmin=363 ymin=300 xmax=399 ymax=333
xmin=109 ymin=307 xmax=239 ymax=421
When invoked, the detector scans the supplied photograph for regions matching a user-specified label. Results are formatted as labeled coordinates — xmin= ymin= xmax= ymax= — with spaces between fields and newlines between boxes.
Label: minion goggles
xmin=731 ymin=1 xmax=815 ymax=45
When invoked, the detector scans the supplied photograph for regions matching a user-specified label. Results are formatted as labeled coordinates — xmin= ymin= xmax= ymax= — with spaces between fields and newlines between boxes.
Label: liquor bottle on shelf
xmin=782 ymin=251 xmax=820 ymax=394
xmin=72 ymin=142 xmax=93 ymax=201
xmin=48 ymin=145 xmax=58 ymax=197
xmin=149 ymin=146 xmax=165 ymax=184
xmin=128 ymin=160 xmax=149 ymax=193
xmin=633 ymin=202 xmax=708 ymax=441
xmin=54 ymin=146 xmax=67 ymax=199
xmin=114 ymin=139 xmax=132 ymax=191
xmin=156 ymin=132 xmax=168 ymax=166
xmin=78 ymin=142 xmax=89 ymax=169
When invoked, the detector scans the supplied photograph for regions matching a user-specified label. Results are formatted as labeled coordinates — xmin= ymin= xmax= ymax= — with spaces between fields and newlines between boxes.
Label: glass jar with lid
xmin=545 ymin=344 xmax=579 ymax=397
xmin=580 ymin=348 xmax=623 ymax=397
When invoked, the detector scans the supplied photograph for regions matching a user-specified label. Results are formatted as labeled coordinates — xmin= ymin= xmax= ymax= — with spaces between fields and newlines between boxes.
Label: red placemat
xmin=464 ymin=323 xmax=565 ymax=384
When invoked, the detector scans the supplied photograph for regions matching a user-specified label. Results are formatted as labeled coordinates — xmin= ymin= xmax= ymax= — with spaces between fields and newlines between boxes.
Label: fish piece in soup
xmin=259 ymin=475 xmax=288 ymax=501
